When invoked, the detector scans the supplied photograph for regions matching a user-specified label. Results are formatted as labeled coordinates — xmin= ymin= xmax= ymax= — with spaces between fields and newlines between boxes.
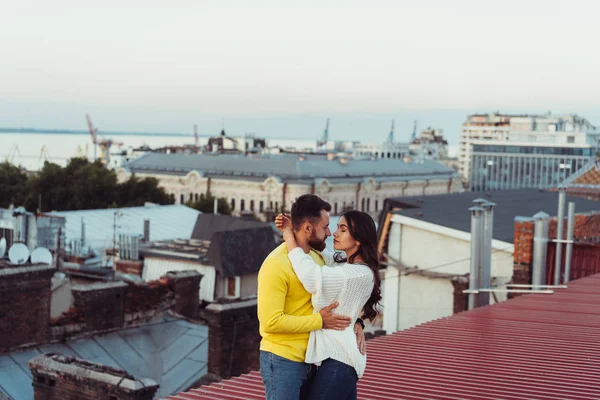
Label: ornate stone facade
xmin=116 ymin=168 xmax=462 ymax=219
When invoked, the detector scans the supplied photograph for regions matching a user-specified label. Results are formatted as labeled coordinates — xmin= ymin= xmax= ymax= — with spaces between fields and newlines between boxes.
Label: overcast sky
xmin=2 ymin=0 xmax=599 ymax=143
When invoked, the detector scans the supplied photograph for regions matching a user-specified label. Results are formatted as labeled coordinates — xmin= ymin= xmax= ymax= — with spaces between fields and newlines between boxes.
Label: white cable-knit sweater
xmin=288 ymin=247 xmax=375 ymax=378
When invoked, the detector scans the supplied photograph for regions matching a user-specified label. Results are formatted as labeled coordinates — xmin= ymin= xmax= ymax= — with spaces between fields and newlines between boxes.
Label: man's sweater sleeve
xmin=258 ymin=258 xmax=322 ymax=334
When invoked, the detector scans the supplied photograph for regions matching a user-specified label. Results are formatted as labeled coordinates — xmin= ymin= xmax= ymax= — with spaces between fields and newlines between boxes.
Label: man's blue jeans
xmin=260 ymin=351 xmax=315 ymax=400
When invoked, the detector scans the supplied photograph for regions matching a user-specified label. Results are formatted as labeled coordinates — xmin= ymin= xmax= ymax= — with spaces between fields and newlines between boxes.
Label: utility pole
xmin=112 ymin=211 xmax=123 ymax=270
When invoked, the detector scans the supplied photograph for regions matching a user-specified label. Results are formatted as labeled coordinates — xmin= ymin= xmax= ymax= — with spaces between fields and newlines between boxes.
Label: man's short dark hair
xmin=291 ymin=194 xmax=332 ymax=231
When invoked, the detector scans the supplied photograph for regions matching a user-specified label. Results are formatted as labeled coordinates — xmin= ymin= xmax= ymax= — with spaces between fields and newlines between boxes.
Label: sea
xmin=0 ymin=131 xmax=319 ymax=171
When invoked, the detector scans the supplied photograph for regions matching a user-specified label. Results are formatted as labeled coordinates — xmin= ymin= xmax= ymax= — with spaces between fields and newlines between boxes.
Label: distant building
xmin=470 ymin=142 xmax=595 ymax=191
xmin=116 ymin=153 xmax=462 ymax=219
xmin=376 ymin=190 xmax=600 ymax=334
xmin=409 ymin=127 xmax=449 ymax=160
xmin=351 ymin=142 xmax=411 ymax=160
xmin=139 ymin=214 xmax=276 ymax=302
xmin=459 ymin=112 xmax=600 ymax=183
xmin=0 ymin=207 xmax=65 ymax=252
xmin=48 ymin=204 xmax=200 ymax=257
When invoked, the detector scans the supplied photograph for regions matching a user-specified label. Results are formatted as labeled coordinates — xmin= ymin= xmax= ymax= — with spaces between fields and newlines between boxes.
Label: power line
xmin=382 ymin=243 xmax=514 ymax=277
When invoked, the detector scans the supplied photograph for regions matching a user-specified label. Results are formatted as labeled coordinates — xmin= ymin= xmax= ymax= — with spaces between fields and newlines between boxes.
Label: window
xmin=275 ymin=201 xmax=279 ymax=212
xmin=334 ymin=202 xmax=338 ymax=215
xmin=375 ymin=200 xmax=379 ymax=212
xmin=259 ymin=201 xmax=264 ymax=213
xmin=224 ymin=276 xmax=241 ymax=298
xmin=240 ymin=199 xmax=245 ymax=211
xmin=180 ymin=194 xmax=184 ymax=204
xmin=194 ymin=193 xmax=199 ymax=201
xmin=366 ymin=198 xmax=370 ymax=212
xmin=231 ymin=198 xmax=235 ymax=210
xmin=361 ymin=198 xmax=365 ymax=211
xmin=567 ymin=136 xmax=575 ymax=144
xmin=189 ymin=193 xmax=193 ymax=201
xmin=270 ymin=201 xmax=274 ymax=210
xmin=250 ymin=200 xmax=255 ymax=211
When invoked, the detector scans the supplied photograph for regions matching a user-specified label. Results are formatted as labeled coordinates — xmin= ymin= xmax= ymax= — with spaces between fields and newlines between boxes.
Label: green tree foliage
xmin=0 ymin=158 xmax=174 ymax=211
xmin=118 ymin=174 xmax=175 ymax=207
xmin=0 ymin=162 xmax=29 ymax=208
xmin=186 ymin=192 xmax=232 ymax=215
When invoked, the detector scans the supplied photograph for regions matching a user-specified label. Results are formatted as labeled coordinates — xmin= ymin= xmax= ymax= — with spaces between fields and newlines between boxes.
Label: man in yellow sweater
xmin=258 ymin=194 xmax=362 ymax=400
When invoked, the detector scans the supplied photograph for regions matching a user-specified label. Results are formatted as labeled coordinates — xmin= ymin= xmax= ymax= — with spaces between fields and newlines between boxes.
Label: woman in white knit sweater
xmin=275 ymin=210 xmax=382 ymax=400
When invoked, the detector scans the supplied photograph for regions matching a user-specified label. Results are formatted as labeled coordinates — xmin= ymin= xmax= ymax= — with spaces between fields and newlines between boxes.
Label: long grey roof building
xmin=124 ymin=153 xmax=455 ymax=182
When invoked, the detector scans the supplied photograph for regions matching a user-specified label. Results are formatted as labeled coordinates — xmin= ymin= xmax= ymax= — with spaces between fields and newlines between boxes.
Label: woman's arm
xmin=287 ymin=246 xmax=345 ymax=308
xmin=282 ymin=227 xmax=300 ymax=253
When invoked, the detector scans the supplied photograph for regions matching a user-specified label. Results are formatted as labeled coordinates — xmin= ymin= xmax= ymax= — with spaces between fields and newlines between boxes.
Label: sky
xmin=1 ymin=0 xmax=600 ymax=144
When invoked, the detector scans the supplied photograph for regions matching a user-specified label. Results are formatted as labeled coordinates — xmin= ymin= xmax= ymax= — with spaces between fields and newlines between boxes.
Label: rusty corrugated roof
xmin=168 ymin=274 xmax=600 ymax=400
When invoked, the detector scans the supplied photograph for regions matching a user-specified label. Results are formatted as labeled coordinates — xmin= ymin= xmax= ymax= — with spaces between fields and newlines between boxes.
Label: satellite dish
xmin=8 ymin=243 xmax=30 ymax=265
xmin=0 ymin=238 xmax=6 ymax=258
xmin=31 ymin=247 xmax=53 ymax=265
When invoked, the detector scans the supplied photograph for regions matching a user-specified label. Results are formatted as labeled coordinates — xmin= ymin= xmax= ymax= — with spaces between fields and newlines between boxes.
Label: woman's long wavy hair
xmin=333 ymin=210 xmax=382 ymax=322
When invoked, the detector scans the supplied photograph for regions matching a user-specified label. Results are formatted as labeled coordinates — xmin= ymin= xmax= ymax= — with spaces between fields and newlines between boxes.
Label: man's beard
xmin=308 ymin=232 xmax=327 ymax=252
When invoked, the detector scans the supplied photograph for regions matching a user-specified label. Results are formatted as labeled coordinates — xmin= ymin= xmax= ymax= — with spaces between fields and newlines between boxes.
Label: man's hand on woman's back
xmin=319 ymin=302 xmax=352 ymax=330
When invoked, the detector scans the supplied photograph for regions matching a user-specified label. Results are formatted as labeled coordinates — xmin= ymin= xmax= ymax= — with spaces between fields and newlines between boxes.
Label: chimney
xmin=12 ymin=207 xmax=28 ymax=243
xmin=80 ymin=217 xmax=86 ymax=249
xmin=532 ymin=212 xmax=550 ymax=286
xmin=142 ymin=219 xmax=150 ymax=243
xmin=200 ymin=298 xmax=260 ymax=379
xmin=166 ymin=270 xmax=202 ymax=319
xmin=0 ymin=265 xmax=56 ymax=353
xmin=72 ymin=282 xmax=127 ymax=333
xmin=29 ymin=354 xmax=159 ymax=400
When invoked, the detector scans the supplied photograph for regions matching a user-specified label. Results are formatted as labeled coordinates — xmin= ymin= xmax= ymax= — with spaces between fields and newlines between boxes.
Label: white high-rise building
xmin=459 ymin=112 xmax=600 ymax=183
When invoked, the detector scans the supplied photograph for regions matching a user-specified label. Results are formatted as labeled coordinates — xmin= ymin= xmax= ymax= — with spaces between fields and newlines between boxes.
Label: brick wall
xmin=72 ymin=282 xmax=127 ymax=333
xmin=167 ymin=271 xmax=202 ymax=319
xmin=513 ymin=212 xmax=600 ymax=286
xmin=451 ymin=279 xmax=469 ymax=314
xmin=0 ymin=265 xmax=56 ymax=353
xmin=53 ymin=270 xmax=202 ymax=338
xmin=29 ymin=354 xmax=158 ymax=400
xmin=115 ymin=260 xmax=144 ymax=276
xmin=200 ymin=298 xmax=260 ymax=380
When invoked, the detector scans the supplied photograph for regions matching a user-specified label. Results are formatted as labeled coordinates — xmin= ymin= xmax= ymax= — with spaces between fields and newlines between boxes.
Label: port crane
xmin=86 ymin=114 xmax=123 ymax=165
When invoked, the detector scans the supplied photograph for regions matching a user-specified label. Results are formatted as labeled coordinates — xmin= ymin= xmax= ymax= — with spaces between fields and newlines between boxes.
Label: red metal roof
xmin=168 ymin=274 xmax=600 ymax=400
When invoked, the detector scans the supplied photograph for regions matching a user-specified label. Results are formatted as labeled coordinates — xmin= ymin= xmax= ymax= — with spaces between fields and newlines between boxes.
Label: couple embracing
xmin=258 ymin=194 xmax=382 ymax=400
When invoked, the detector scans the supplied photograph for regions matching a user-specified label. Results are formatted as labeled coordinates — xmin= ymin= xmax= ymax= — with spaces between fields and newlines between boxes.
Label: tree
xmin=22 ymin=158 xmax=174 ymax=211
xmin=118 ymin=174 xmax=175 ymax=207
xmin=0 ymin=162 xmax=28 ymax=208
xmin=26 ymin=158 xmax=119 ymax=211
xmin=186 ymin=192 xmax=232 ymax=215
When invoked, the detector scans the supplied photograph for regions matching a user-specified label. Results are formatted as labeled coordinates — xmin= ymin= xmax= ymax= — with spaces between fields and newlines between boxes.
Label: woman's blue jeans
xmin=308 ymin=358 xmax=358 ymax=400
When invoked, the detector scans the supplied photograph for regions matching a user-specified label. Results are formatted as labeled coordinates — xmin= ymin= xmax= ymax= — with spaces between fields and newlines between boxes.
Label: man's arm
xmin=258 ymin=258 xmax=352 ymax=333
xmin=258 ymin=258 xmax=322 ymax=334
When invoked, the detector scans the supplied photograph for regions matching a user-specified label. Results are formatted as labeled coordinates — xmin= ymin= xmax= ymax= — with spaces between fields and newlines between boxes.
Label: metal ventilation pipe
xmin=468 ymin=206 xmax=484 ymax=310
xmin=143 ymin=219 xmax=150 ymax=242
xmin=80 ymin=217 xmax=86 ymax=249
xmin=563 ymin=202 xmax=575 ymax=282
xmin=479 ymin=201 xmax=496 ymax=307
xmin=532 ymin=211 xmax=550 ymax=286
xmin=554 ymin=189 xmax=566 ymax=285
